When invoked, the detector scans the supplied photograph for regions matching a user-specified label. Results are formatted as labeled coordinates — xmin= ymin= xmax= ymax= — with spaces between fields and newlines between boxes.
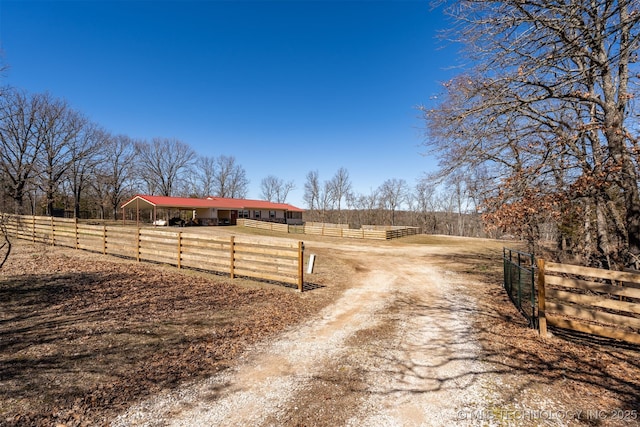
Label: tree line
xmin=0 ymin=85 xmax=483 ymax=236
xmin=0 ymin=87 xmax=268 ymax=218
xmin=302 ymin=167 xmax=485 ymax=236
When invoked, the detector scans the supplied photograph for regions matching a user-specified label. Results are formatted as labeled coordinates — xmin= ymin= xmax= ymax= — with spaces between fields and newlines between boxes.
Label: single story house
xmin=121 ymin=194 xmax=304 ymax=226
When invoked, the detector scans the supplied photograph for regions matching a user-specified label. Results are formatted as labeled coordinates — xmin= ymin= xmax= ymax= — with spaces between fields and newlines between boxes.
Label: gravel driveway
xmin=111 ymin=242 xmax=499 ymax=426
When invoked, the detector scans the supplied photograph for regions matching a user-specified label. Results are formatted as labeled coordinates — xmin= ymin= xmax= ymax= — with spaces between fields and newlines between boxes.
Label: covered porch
xmin=121 ymin=195 xmax=220 ymax=226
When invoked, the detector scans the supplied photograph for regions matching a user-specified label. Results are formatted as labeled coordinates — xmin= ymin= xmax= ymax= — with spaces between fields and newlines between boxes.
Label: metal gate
xmin=503 ymin=248 xmax=537 ymax=328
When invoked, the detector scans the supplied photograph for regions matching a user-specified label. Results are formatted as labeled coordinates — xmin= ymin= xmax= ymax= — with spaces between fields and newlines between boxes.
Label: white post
xmin=307 ymin=254 xmax=316 ymax=274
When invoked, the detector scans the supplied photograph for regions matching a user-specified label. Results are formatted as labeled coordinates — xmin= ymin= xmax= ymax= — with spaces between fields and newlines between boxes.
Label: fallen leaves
xmin=0 ymin=242 xmax=323 ymax=426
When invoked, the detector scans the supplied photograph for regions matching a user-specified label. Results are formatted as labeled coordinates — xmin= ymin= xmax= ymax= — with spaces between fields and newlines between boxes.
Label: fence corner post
xmin=537 ymin=258 xmax=548 ymax=338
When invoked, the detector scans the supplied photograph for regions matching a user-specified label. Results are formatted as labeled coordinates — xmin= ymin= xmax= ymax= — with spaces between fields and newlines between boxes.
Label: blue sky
xmin=0 ymin=0 xmax=459 ymax=208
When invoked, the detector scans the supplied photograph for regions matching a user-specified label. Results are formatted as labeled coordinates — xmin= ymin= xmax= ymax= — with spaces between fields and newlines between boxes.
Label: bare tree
xmin=36 ymin=94 xmax=88 ymax=216
xmin=303 ymin=170 xmax=321 ymax=211
xmin=64 ymin=122 xmax=106 ymax=218
xmin=328 ymin=167 xmax=351 ymax=223
xmin=319 ymin=180 xmax=334 ymax=223
xmin=423 ymin=0 xmax=640 ymax=266
xmin=212 ymin=155 xmax=249 ymax=198
xmin=92 ymin=134 xmax=137 ymax=219
xmin=260 ymin=175 xmax=295 ymax=203
xmin=260 ymin=175 xmax=278 ymax=202
xmin=0 ymin=89 xmax=45 ymax=214
xmin=191 ymin=155 xmax=216 ymax=198
xmin=135 ymin=137 xmax=196 ymax=197
xmin=378 ymin=178 xmax=409 ymax=226
xmin=348 ymin=188 xmax=381 ymax=227
xmin=415 ymin=176 xmax=439 ymax=234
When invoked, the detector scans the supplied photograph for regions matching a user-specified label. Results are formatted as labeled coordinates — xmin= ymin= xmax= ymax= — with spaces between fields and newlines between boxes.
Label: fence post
xmin=503 ymin=248 xmax=509 ymax=292
xmin=530 ymin=252 xmax=536 ymax=328
xmin=298 ymin=241 xmax=304 ymax=292
xmin=50 ymin=217 xmax=55 ymax=246
xmin=504 ymin=249 xmax=508 ymax=289
xmin=136 ymin=228 xmax=141 ymax=262
xmin=537 ymin=258 xmax=547 ymax=338
xmin=74 ymin=218 xmax=79 ymax=249
xmin=177 ymin=231 xmax=182 ymax=269
xmin=229 ymin=236 xmax=235 ymax=279
xmin=517 ymin=252 xmax=522 ymax=309
xmin=32 ymin=215 xmax=36 ymax=243
xmin=102 ymin=225 xmax=107 ymax=255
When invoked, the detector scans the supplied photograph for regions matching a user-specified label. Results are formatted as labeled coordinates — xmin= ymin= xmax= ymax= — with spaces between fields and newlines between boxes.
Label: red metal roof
xmin=121 ymin=194 xmax=304 ymax=212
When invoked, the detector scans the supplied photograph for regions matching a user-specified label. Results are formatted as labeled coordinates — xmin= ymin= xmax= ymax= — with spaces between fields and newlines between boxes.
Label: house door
xmin=230 ymin=210 xmax=238 ymax=225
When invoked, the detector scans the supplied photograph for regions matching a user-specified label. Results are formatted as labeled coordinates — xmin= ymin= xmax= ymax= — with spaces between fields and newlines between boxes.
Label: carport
xmin=121 ymin=195 xmax=213 ymax=226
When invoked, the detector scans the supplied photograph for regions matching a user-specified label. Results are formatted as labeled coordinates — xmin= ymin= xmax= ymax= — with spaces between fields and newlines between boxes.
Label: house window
xmin=269 ymin=210 xmax=276 ymax=219
xmin=254 ymin=210 xmax=261 ymax=219
xmin=239 ymin=210 xmax=249 ymax=219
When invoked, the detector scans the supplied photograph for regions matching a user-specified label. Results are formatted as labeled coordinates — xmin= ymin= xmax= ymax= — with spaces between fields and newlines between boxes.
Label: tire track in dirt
xmin=341 ymin=261 xmax=490 ymax=426
xmin=111 ymin=244 xmax=491 ymax=426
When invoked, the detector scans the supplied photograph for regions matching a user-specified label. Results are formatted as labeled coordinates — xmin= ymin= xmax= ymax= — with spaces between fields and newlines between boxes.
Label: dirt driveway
xmin=110 ymin=237 xmax=640 ymax=427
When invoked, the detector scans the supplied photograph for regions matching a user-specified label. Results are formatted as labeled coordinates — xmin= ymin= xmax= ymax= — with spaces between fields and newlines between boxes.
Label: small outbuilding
xmin=121 ymin=194 xmax=304 ymax=226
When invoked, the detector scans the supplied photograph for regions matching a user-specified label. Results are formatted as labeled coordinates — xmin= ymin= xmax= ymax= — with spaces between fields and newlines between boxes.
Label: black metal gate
xmin=503 ymin=248 xmax=537 ymax=328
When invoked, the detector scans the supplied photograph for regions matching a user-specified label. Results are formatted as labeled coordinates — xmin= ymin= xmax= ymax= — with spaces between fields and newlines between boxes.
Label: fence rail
xmin=5 ymin=215 xmax=305 ymax=291
xmin=503 ymin=248 xmax=537 ymax=328
xmin=537 ymin=260 xmax=640 ymax=345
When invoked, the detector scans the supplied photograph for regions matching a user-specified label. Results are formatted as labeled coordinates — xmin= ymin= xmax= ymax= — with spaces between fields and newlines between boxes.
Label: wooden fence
xmin=305 ymin=221 xmax=349 ymax=229
xmin=537 ymin=260 xmax=640 ymax=345
xmin=303 ymin=224 xmax=419 ymax=240
xmin=236 ymin=219 xmax=289 ymax=233
xmin=302 ymin=225 xmax=388 ymax=240
xmin=238 ymin=218 xmax=417 ymax=240
xmin=5 ymin=215 xmax=305 ymax=291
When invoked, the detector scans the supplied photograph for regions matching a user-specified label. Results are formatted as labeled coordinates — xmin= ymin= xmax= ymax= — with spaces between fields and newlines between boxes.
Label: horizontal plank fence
xmin=537 ymin=259 xmax=640 ymax=345
xmin=236 ymin=219 xmax=289 ymax=233
xmin=384 ymin=227 xmax=420 ymax=239
xmin=302 ymin=225 xmax=386 ymax=240
xmin=305 ymin=221 xmax=349 ymax=229
xmin=5 ymin=215 xmax=304 ymax=291
xmin=307 ymin=224 xmax=419 ymax=240
xmin=238 ymin=219 xmax=418 ymax=240
xmin=303 ymin=224 xmax=419 ymax=240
